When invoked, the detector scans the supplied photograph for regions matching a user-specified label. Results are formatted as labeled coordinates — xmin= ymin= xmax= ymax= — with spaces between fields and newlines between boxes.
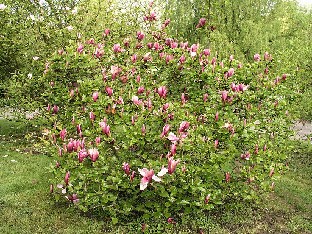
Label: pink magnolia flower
xmin=111 ymin=65 xmax=122 ymax=80
xmin=241 ymin=152 xmax=250 ymax=160
xmin=205 ymin=194 xmax=211 ymax=204
xmin=162 ymin=103 xmax=170 ymax=111
xmin=99 ymin=121 xmax=111 ymax=136
xmin=105 ymin=87 xmax=113 ymax=97
xmin=165 ymin=54 xmax=174 ymax=64
xmin=122 ymin=162 xmax=131 ymax=175
xmin=76 ymin=124 xmax=82 ymax=135
xmin=58 ymin=148 xmax=63 ymax=156
xmin=117 ymin=96 xmax=124 ymax=105
xmin=162 ymin=18 xmax=171 ymax=28
xmin=60 ymin=129 xmax=67 ymax=141
xmin=77 ymin=44 xmax=83 ymax=53
xmin=271 ymin=182 xmax=275 ymax=190
xmin=165 ymin=38 xmax=173 ymax=46
xmin=254 ymin=144 xmax=259 ymax=155
xmin=231 ymin=82 xmax=237 ymax=92
xmin=89 ymin=112 xmax=95 ymax=121
xmin=113 ymin=44 xmax=122 ymax=53
xmin=130 ymin=171 xmax=135 ymax=182
xmin=137 ymin=86 xmax=145 ymax=94
xmin=64 ymin=171 xmax=70 ymax=186
xmin=170 ymin=143 xmax=177 ymax=156
xmin=214 ymin=139 xmax=219 ymax=149
xmin=88 ymin=148 xmax=99 ymax=162
xmin=220 ymin=90 xmax=228 ymax=103
xmin=153 ymin=42 xmax=161 ymax=51
xmin=67 ymin=194 xmax=79 ymax=204
xmin=86 ymin=38 xmax=95 ymax=44
xmin=190 ymin=44 xmax=198 ymax=57
xmin=131 ymin=116 xmax=135 ymax=125
xmin=238 ymin=63 xmax=243 ymax=69
xmin=137 ymin=31 xmax=145 ymax=41
xmin=103 ymin=28 xmax=110 ymax=36
xmin=229 ymin=55 xmax=234 ymax=61
xmin=196 ymin=18 xmax=207 ymax=28
xmin=161 ymin=124 xmax=170 ymax=138
xmin=227 ymin=68 xmax=235 ymax=77
xmin=50 ymin=184 xmax=54 ymax=193
xmin=147 ymin=42 xmax=153 ymax=49
xmin=180 ymin=42 xmax=188 ymax=49
xmin=146 ymin=98 xmax=152 ymax=110
xmin=95 ymin=136 xmax=101 ymax=146
xmin=181 ymin=93 xmax=187 ymax=105
xmin=159 ymin=52 xmax=165 ymax=59
xmin=269 ymin=168 xmax=274 ymax=177
xmin=131 ymin=54 xmax=138 ymax=63
xmin=178 ymin=121 xmax=190 ymax=133
xmin=238 ymin=84 xmax=248 ymax=92
xmin=157 ymin=86 xmax=167 ymax=98
xmin=225 ymin=172 xmax=231 ymax=183
xmin=149 ymin=11 xmax=157 ymax=21
xmin=69 ymin=89 xmax=75 ymax=98
xmin=179 ymin=55 xmax=186 ymax=64
xmin=167 ymin=132 xmax=180 ymax=143
xmin=123 ymin=38 xmax=130 ymax=47
xmin=211 ymin=57 xmax=217 ymax=66
xmin=253 ymin=53 xmax=261 ymax=62
xmin=67 ymin=139 xmax=74 ymax=153
xmin=167 ymin=217 xmax=176 ymax=224
xmin=94 ymin=48 xmax=104 ymax=58
xmin=132 ymin=95 xmax=142 ymax=106
xmin=203 ymin=48 xmax=210 ymax=56
xmin=215 ymin=112 xmax=219 ymax=121
xmin=53 ymin=105 xmax=59 ymax=114
xmin=168 ymin=157 xmax=180 ymax=174
xmin=264 ymin=67 xmax=269 ymax=75
xmin=92 ymin=91 xmax=99 ymax=102
xmin=138 ymin=168 xmax=164 ymax=190
xmin=264 ymin=52 xmax=272 ymax=61
xmin=141 ymin=124 xmax=146 ymax=135
xmin=78 ymin=149 xmax=88 ymax=163
xmin=203 ymin=93 xmax=209 ymax=102
xmin=171 ymin=41 xmax=178 ymax=49
xmin=136 ymin=75 xmax=141 ymax=83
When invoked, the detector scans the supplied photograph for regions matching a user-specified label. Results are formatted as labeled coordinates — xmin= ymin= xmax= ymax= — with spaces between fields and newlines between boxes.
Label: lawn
xmin=0 ymin=118 xmax=311 ymax=233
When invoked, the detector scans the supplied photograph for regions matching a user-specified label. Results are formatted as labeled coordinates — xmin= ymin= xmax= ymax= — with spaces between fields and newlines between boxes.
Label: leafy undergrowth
xmin=0 ymin=119 xmax=311 ymax=233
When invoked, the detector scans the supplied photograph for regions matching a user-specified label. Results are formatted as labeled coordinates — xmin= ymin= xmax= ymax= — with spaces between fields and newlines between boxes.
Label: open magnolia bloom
xmin=138 ymin=168 xmax=168 ymax=190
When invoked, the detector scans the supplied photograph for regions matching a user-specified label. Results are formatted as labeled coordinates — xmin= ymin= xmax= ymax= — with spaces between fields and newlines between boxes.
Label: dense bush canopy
xmin=0 ymin=0 xmax=311 ymax=229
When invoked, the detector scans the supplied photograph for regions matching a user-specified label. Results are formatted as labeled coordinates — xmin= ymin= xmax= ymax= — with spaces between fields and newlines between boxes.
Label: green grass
xmin=0 ymin=118 xmax=311 ymax=233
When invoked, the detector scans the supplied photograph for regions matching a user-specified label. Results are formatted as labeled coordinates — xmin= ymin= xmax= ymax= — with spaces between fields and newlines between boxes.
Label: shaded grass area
xmin=0 ymin=119 xmax=311 ymax=233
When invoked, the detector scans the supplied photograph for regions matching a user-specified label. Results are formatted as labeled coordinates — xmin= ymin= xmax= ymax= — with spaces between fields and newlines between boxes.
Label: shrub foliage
xmin=43 ymin=14 xmax=292 ymax=225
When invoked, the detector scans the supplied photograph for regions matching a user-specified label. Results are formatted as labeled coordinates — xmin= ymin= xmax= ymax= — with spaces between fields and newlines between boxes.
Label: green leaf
xmin=112 ymin=217 xmax=118 ymax=225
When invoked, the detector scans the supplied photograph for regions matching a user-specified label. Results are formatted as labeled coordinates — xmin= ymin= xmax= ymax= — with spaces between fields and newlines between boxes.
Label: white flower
xmin=72 ymin=7 xmax=78 ymax=14
xmin=0 ymin=4 xmax=7 ymax=10
xmin=66 ymin=25 xmax=73 ymax=31
xmin=28 ymin=73 xmax=32 ymax=79
xmin=29 ymin=14 xmax=36 ymax=21
xmin=33 ymin=56 xmax=39 ymax=61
